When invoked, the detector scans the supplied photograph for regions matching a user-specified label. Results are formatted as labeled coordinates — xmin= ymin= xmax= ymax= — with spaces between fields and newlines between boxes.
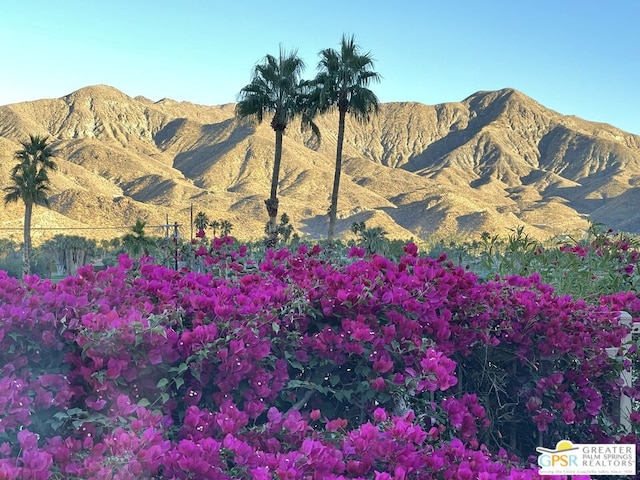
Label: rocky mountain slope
xmin=1 ymin=85 xmax=639 ymax=245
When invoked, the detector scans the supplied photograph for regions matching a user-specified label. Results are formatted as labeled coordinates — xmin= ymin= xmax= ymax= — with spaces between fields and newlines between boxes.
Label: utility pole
xmin=173 ymin=222 xmax=179 ymax=270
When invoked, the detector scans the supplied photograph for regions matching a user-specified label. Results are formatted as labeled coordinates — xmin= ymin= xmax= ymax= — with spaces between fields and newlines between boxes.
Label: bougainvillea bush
xmin=0 ymin=237 xmax=638 ymax=479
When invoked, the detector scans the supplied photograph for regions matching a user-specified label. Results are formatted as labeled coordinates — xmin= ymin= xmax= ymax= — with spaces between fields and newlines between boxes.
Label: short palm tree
xmin=121 ymin=219 xmax=156 ymax=257
xmin=359 ymin=226 xmax=388 ymax=256
xmin=194 ymin=211 xmax=209 ymax=232
xmin=210 ymin=220 xmax=220 ymax=238
xmin=42 ymin=234 xmax=96 ymax=276
xmin=311 ymin=35 xmax=380 ymax=243
xmin=219 ymin=220 xmax=234 ymax=237
xmin=3 ymin=135 xmax=57 ymax=275
xmin=236 ymin=47 xmax=307 ymax=248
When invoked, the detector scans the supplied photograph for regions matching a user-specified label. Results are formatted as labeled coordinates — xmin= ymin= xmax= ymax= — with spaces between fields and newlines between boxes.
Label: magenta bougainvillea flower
xmin=0 ymin=237 xmax=637 ymax=479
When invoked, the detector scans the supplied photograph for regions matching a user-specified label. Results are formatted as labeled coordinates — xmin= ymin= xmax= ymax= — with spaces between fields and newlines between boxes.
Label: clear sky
xmin=1 ymin=0 xmax=638 ymax=133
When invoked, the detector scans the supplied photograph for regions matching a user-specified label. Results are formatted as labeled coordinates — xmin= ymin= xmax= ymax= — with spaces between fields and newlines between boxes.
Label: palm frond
xmin=310 ymin=35 xmax=380 ymax=118
xmin=3 ymin=186 xmax=20 ymax=205
xmin=236 ymin=46 xmax=307 ymax=130
xmin=6 ymin=135 xmax=57 ymax=206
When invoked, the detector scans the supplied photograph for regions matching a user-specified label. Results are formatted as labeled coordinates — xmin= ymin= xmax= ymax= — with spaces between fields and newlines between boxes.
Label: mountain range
xmin=1 ymin=84 xmax=640 ymax=245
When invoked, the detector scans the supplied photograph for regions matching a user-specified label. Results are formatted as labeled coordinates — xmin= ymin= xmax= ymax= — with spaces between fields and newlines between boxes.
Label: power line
xmin=0 ymin=226 xmax=128 ymax=231
xmin=0 ymin=224 xmax=180 ymax=231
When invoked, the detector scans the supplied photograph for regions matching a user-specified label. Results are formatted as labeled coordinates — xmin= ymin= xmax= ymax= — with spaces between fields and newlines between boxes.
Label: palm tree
xmin=219 ymin=220 xmax=234 ymax=237
xmin=194 ymin=211 xmax=209 ymax=233
xmin=236 ymin=46 xmax=307 ymax=248
xmin=311 ymin=35 xmax=380 ymax=243
xmin=359 ymin=226 xmax=388 ymax=256
xmin=210 ymin=219 xmax=220 ymax=238
xmin=42 ymin=234 xmax=96 ymax=276
xmin=3 ymin=135 xmax=57 ymax=275
xmin=351 ymin=221 xmax=367 ymax=236
xmin=121 ymin=219 xmax=156 ymax=257
xmin=0 ymin=238 xmax=18 ymax=258
xmin=278 ymin=213 xmax=294 ymax=244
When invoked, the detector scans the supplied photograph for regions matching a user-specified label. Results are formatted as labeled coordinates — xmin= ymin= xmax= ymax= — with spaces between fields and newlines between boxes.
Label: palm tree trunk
xmin=23 ymin=202 xmax=32 ymax=276
xmin=265 ymin=128 xmax=284 ymax=248
xmin=328 ymin=108 xmax=347 ymax=243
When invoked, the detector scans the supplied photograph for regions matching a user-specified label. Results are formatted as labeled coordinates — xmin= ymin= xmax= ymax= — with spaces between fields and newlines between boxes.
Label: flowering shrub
xmin=0 ymin=236 xmax=637 ymax=478
xmin=459 ymin=223 xmax=640 ymax=301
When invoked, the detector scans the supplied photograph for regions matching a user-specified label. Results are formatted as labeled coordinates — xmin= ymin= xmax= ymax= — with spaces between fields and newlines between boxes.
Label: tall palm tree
xmin=236 ymin=46 xmax=307 ymax=248
xmin=3 ymin=135 xmax=57 ymax=275
xmin=311 ymin=35 xmax=380 ymax=243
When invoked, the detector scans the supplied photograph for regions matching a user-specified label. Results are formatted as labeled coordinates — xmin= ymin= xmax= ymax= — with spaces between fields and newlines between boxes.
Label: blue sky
xmin=2 ymin=0 xmax=638 ymax=133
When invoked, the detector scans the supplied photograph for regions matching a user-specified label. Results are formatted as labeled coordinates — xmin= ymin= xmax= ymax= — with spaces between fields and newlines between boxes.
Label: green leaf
xmin=289 ymin=360 xmax=305 ymax=372
xmin=160 ymin=393 xmax=170 ymax=404
xmin=286 ymin=379 xmax=307 ymax=389
xmin=175 ymin=377 xmax=184 ymax=390
xmin=272 ymin=322 xmax=280 ymax=334
xmin=66 ymin=408 xmax=86 ymax=417
xmin=378 ymin=392 xmax=391 ymax=403
xmin=156 ymin=378 xmax=169 ymax=389
xmin=137 ymin=398 xmax=151 ymax=407
xmin=177 ymin=362 xmax=189 ymax=374
xmin=335 ymin=390 xmax=352 ymax=402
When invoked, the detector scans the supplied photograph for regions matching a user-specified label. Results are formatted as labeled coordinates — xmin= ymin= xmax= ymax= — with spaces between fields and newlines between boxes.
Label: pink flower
xmin=372 ymin=352 xmax=394 ymax=373
xmin=370 ymin=377 xmax=386 ymax=391
xmin=348 ymin=246 xmax=366 ymax=258
xmin=115 ymin=394 xmax=137 ymax=415
xmin=326 ymin=418 xmax=347 ymax=432
xmin=17 ymin=430 xmax=39 ymax=450
xmin=375 ymin=471 xmax=393 ymax=480
xmin=118 ymin=254 xmax=133 ymax=269
xmin=403 ymin=242 xmax=418 ymax=256
xmin=373 ymin=408 xmax=387 ymax=423
xmin=106 ymin=358 xmax=128 ymax=379
xmin=85 ymin=397 xmax=107 ymax=410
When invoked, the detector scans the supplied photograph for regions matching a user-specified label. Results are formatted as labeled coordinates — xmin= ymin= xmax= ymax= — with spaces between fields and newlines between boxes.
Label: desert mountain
xmin=1 ymin=84 xmax=640 ymax=245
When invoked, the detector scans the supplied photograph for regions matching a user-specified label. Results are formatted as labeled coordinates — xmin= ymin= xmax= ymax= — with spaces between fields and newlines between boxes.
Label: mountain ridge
xmin=1 ymin=84 xmax=639 ymax=245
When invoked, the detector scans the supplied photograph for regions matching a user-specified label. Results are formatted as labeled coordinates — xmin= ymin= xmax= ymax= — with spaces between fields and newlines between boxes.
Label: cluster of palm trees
xmin=194 ymin=211 xmax=234 ymax=238
xmin=3 ymin=35 xmax=379 ymax=275
xmin=236 ymin=34 xmax=380 ymax=247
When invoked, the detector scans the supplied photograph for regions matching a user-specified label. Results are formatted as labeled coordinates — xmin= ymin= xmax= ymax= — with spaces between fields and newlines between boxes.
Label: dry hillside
xmin=1 ymin=85 xmax=639 ymax=245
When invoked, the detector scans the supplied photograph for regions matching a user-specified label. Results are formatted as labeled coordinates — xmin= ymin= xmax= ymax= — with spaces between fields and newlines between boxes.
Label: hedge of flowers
xmin=0 ymin=237 xmax=638 ymax=479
